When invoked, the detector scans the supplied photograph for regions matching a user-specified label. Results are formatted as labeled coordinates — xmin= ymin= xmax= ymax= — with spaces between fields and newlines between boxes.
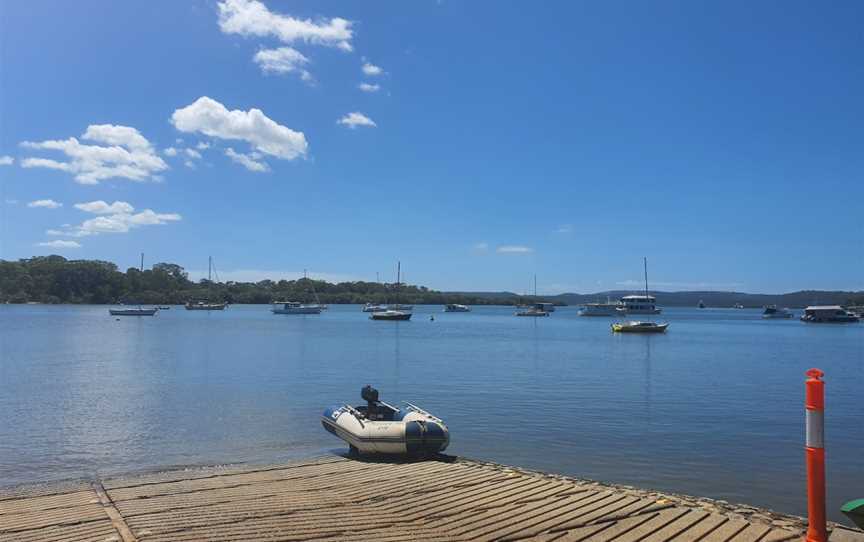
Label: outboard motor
xmin=362 ymin=385 xmax=380 ymax=419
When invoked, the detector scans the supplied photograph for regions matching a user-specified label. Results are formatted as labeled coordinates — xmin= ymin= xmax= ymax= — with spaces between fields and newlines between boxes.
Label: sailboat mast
xmin=534 ymin=274 xmax=537 ymax=297
xmin=643 ymin=257 xmax=649 ymax=298
xmin=140 ymin=252 xmax=144 ymax=272
xmin=208 ymin=256 xmax=212 ymax=282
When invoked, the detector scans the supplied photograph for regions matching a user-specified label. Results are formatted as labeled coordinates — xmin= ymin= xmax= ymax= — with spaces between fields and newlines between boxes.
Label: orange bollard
xmin=805 ymin=368 xmax=826 ymax=542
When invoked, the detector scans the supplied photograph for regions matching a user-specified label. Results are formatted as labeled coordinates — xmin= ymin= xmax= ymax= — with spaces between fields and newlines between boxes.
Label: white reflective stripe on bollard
xmin=806 ymin=409 xmax=824 ymax=448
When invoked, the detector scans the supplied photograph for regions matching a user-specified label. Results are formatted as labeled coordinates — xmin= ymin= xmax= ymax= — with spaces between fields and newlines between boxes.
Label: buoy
xmin=430 ymin=315 xmax=435 ymax=321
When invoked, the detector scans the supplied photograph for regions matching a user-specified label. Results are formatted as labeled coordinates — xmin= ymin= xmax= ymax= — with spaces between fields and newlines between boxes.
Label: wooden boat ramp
xmin=2 ymin=455 xmax=862 ymax=542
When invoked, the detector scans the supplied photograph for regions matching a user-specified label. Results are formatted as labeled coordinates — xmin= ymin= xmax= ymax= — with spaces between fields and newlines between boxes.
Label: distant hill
xmin=447 ymin=290 xmax=864 ymax=309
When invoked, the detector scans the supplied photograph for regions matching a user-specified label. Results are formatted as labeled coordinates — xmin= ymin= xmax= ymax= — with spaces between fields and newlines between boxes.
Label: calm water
xmin=1 ymin=304 xmax=862 ymax=523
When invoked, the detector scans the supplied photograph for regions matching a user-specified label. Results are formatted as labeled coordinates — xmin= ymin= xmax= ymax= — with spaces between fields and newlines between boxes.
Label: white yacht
xmin=762 ymin=305 xmax=793 ymax=319
xmin=578 ymin=301 xmax=619 ymax=316
xmin=362 ymin=303 xmax=386 ymax=313
xmin=386 ymin=303 xmax=414 ymax=311
xmin=272 ymin=301 xmax=322 ymax=315
xmin=616 ymin=295 xmax=661 ymax=315
xmin=444 ymin=304 xmax=471 ymax=312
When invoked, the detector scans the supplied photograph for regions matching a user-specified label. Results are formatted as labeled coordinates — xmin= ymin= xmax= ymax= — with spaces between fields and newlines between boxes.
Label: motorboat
xmin=109 ymin=307 xmax=158 ymax=316
xmin=578 ymin=302 xmax=619 ymax=316
xmin=157 ymin=306 xmax=171 ymax=310
xmin=800 ymin=306 xmax=860 ymax=323
xmin=386 ymin=303 xmax=414 ymax=311
xmin=612 ymin=321 xmax=669 ymax=333
xmin=370 ymin=310 xmax=412 ymax=321
xmin=617 ymin=295 xmax=661 ymax=315
xmin=733 ymin=303 xmax=745 ymax=309
xmin=185 ymin=301 xmax=227 ymax=310
xmin=762 ymin=305 xmax=793 ymax=319
xmin=322 ymin=385 xmax=449 ymax=456
xmin=362 ymin=303 xmax=386 ymax=312
xmin=444 ymin=304 xmax=471 ymax=312
xmin=272 ymin=301 xmax=322 ymax=315
xmin=535 ymin=302 xmax=556 ymax=313
xmin=515 ymin=307 xmax=549 ymax=317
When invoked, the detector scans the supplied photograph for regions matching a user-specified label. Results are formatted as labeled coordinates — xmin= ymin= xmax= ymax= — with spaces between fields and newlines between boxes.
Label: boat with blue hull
xmin=322 ymin=386 xmax=449 ymax=456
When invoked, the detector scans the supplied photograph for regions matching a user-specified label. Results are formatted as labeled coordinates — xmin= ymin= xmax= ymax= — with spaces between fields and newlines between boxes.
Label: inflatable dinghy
xmin=322 ymin=386 xmax=449 ymax=456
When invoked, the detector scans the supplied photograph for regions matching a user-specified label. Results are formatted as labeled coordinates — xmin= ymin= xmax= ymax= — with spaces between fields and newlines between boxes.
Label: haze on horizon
xmin=1 ymin=1 xmax=862 ymax=295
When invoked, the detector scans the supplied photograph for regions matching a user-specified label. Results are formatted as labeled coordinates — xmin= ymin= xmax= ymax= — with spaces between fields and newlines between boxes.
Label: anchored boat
xmin=612 ymin=321 xmax=668 ymax=333
xmin=109 ymin=307 xmax=158 ymax=316
xmin=762 ymin=305 xmax=793 ymax=319
xmin=444 ymin=304 xmax=471 ymax=312
xmin=800 ymin=306 xmax=860 ymax=323
xmin=370 ymin=309 xmax=412 ymax=321
xmin=322 ymin=386 xmax=449 ymax=456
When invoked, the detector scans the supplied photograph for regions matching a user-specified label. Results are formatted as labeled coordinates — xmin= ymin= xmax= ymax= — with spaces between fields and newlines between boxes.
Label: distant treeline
xmin=0 ymin=256 xmax=525 ymax=306
xmin=456 ymin=290 xmax=864 ymax=309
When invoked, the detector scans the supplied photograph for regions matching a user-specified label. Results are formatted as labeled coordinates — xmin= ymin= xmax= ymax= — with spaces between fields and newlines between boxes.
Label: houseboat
xmin=800 ymin=306 xmax=859 ymax=323
xmin=272 ymin=301 xmax=322 ymax=315
xmin=616 ymin=295 xmax=661 ymax=315
xmin=578 ymin=301 xmax=619 ymax=316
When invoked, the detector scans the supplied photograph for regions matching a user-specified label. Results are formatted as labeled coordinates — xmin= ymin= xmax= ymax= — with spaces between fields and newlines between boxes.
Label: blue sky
xmin=1 ymin=0 xmax=862 ymax=294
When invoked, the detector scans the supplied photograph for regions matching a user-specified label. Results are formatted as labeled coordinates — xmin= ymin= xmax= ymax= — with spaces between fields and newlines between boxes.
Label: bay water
xmin=1 ymin=304 xmax=861 ymax=523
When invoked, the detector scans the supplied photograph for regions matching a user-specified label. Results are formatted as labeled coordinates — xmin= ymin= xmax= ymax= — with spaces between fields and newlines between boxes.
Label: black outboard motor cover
xmin=361 ymin=385 xmax=379 ymax=403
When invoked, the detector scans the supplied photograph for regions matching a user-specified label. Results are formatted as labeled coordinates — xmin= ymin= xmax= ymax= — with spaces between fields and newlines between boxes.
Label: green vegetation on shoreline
xmin=0 ymin=256 xmax=515 ymax=305
xmin=1 ymin=256 xmax=861 ymax=308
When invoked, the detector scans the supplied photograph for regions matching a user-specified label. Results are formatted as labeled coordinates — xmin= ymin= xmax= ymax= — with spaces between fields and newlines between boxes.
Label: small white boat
xmin=515 ymin=307 xmax=549 ymax=317
xmin=370 ymin=310 xmax=412 ymax=321
xmin=444 ymin=304 xmax=471 ymax=312
xmin=272 ymin=301 xmax=322 ymax=315
xmin=578 ymin=302 xmax=619 ymax=316
xmin=762 ymin=305 xmax=793 ymax=319
xmin=612 ymin=321 xmax=669 ymax=333
xmin=362 ymin=303 xmax=386 ymax=312
xmin=386 ymin=303 xmax=414 ymax=311
xmin=109 ymin=307 xmax=158 ymax=316
xmin=185 ymin=301 xmax=228 ymax=311
xmin=800 ymin=306 xmax=860 ymax=323
xmin=535 ymin=302 xmax=556 ymax=313
xmin=733 ymin=303 xmax=745 ymax=309
xmin=322 ymin=386 xmax=449 ymax=456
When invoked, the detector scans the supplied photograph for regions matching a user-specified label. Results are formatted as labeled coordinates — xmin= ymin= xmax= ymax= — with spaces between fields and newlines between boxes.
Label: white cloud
xmin=74 ymin=200 xmax=135 ymax=214
xmin=362 ymin=62 xmax=383 ymax=76
xmin=358 ymin=82 xmax=380 ymax=93
xmin=185 ymin=148 xmax=202 ymax=159
xmin=497 ymin=245 xmax=534 ymax=254
xmin=164 ymin=147 xmax=178 ymax=156
xmin=20 ymin=124 xmax=167 ymax=184
xmin=556 ymin=224 xmax=573 ymax=234
xmin=253 ymin=47 xmax=313 ymax=81
xmin=225 ymin=148 xmax=269 ymax=172
xmin=49 ymin=201 xmax=181 ymax=238
xmin=27 ymin=199 xmax=63 ymax=209
xmin=172 ymin=97 xmax=308 ymax=163
xmin=37 ymin=240 xmax=81 ymax=249
xmin=218 ymin=0 xmax=353 ymax=51
xmin=196 ymin=141 xmax=210 ymax=150
xmin=0 ymin=155 xmax=13 ymax=165
xmin=337 ymin=112 xmax=376 ymax=129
